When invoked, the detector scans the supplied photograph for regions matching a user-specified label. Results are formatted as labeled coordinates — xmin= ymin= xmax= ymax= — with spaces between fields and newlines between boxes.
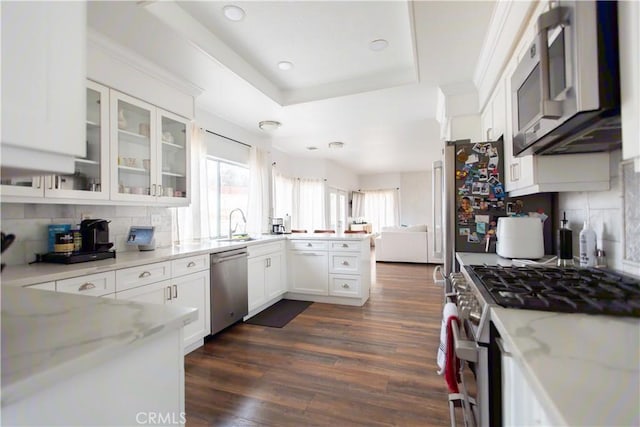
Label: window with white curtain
xmin=273 ymin=173 xmax=326 ymax=232
xmin=362 ymin=188 xmax=399 ymax=233
xmin=205 ymin=158 xmax=250 ymax=238
xmin=173 ymin=129 xmax=253 ymax=242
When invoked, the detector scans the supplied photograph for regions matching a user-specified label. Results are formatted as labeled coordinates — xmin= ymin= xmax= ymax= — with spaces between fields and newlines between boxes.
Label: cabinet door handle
xmin=341 ymin=261 xmax=350 ymax=266
xmin=342 ymin=283 xmax=350 ymax=289
xmin=301 ymin=253 xmax=322 ymax=256
xmin=342 ymin=243 xmax=348 ymax=248
xmin=139 ymin=271 xmax=151 ymax=278
xmin=186 ymin=261 xmax=196 ymax=268
xmin=306 ymin=243 xmax=313 ymax=247
xmin=166 ymin=286 xmax=172 ymax=301
xmin=172 ymin=284 xmax=178 ymax=299
xmin=78 ymin=282 xmax=96 ymax=291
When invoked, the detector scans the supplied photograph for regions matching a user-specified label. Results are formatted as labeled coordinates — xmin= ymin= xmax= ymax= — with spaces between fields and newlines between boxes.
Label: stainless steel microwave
xmin=511 ymin=0 xmax=621 ymax=156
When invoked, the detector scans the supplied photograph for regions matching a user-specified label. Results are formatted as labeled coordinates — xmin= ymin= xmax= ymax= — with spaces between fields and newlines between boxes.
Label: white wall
xmin=557 ymin=150 xmax=640 ymax=276
xmin=401 ymin=172 xmax=431 ymax=226
xmin=271 ymin=148 xmax=358 ymax=191
xmin=0 ymin=204 xmax=172 ymax=266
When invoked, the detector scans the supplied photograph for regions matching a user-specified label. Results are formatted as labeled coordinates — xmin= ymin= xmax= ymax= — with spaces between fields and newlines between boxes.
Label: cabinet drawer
xmin=57 ymin=272 xmax=116 ymax=297
xmin=116 ymin=261 xmax=171 ymax=292
xmin=248 ymin=241 xmax=285 ymax=258
xmin=330 ymin=241 xmax=361 ymax=252
xmin=329 ymin=275 xmax=360 ymax=297
xmin=172 ymin=254 xmax=209 ymax=277
xmin=290 ymin=240 xmax=328 ymax=251
xmin=26 ymin=281 xmax=56 ymax=291
xmin=329 ymin=253 xmax=360 ymax=274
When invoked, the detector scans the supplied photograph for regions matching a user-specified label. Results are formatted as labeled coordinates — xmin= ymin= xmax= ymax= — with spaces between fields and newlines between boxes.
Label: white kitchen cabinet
xmin=289 ymin=250 xmax=329 ymax=296
xmin=501 ymin=338 xmax=553 ymax=426
xmin=1 ymin=1 xmax=86 ymax=177
xmin=56 ymin=271 xmax=116 ymax=298
xmin=115 ymin=261 xmax=172 ymax=293
xmin=247 ymin=242 xmax=286 ymax=313
xmin=1 ymin=81 xmax=110 ymax=200
xmin=171 ymin=269 xmax=210 ymax=349
xmin=46 ymin=81 xmax=111 ymax=200
xmin=619 ymin=0 xmax=640 ymax=172
xmin=110 ymin=90 xmax=190 ymax=205
xmin=116 ymin=280 xmax=170 ymax=305
xmin=116 ymin=256 xmax=209 ymax=352
xmin=26 ymin=281 xmax=56 ymax=291
xmin=287 ymin=238 xmax=371 ymax=305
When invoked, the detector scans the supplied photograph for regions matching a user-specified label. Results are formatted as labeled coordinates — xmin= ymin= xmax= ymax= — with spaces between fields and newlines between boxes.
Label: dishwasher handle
xmin=211 ymin=248 xmax=247 ymax=264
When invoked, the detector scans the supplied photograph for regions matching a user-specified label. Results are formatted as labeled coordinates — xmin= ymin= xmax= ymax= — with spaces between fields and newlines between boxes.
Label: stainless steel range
xmin=448 ymin=265 xmax=640 ymax=426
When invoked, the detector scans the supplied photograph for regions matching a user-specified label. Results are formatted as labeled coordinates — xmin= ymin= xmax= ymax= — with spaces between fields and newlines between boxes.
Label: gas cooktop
xmin=465 ymin=265 xmax=640 ymax=317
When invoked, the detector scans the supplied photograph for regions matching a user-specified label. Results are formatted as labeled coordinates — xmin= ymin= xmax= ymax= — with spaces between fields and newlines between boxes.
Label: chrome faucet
xmin=228 ymin=208 xmax=247 ymax=239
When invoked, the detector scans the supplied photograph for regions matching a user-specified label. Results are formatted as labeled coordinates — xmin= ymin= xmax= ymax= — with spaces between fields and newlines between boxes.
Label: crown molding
xmin=87 ymin=28 xmax=204 ymax=98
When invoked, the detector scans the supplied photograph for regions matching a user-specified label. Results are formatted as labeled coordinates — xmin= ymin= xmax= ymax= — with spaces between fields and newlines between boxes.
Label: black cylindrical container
xmin=557 ymin=212 xmax=573 ymax=267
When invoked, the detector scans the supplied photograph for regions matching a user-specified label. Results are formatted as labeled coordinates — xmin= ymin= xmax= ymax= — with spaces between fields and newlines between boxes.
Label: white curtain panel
xmin=173 ymin=126 xmax=210 ymax=242
xmin=273 ymin=172 xmax=294 ymax=220
xmin=294 ymin=178 xmax=326 ymax=232
xmin=247 ymin=147 xmax=270 ymax=235
xmin=351 ymin=191 xmax=365 ymax=219
xmin=273 ymin=174 xmax=325 ymax=232
xmin=363 ymin=188 xmax=399 ymax=233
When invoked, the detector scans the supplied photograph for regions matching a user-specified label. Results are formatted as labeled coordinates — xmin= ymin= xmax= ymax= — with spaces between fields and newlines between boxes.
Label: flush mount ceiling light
xmin=258 ymin=120 xmax=281 ymax=131
xmin=328 ymin=141 xmax=345 ymax=149
xmin=278 ymin=61 xmax=294 ymax=71
xmin=223 ymin=5 xmax=245 ymax=21
xmin=369 ymin=39 xmax=389 ymax=52
xmin=306 ymin=146 xmax=319 ymax=151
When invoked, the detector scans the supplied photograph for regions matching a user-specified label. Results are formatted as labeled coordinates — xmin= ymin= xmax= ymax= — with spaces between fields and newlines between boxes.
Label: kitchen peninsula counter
xmin=1 ymin=286 xmax=196 ymax=425
xmin=456 ymin=252 xmax=640 ymax=426
xmin=2 ymin=233 xmax=371 ymax=288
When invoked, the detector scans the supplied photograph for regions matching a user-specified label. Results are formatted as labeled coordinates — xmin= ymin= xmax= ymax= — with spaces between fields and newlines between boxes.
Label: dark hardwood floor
xmin=184 ymin=261 xmax=451 ymax=426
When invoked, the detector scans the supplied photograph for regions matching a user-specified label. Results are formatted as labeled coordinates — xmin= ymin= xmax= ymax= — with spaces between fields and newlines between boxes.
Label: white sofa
xmin=374 ymin=224 xmax=429 ymax=263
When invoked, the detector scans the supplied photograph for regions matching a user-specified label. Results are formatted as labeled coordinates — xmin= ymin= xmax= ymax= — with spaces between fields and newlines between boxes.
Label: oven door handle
xmin=537 ymin=6 xmax=569 ymax=119
xmin=452 ymin=320 xmax=478 ymax=363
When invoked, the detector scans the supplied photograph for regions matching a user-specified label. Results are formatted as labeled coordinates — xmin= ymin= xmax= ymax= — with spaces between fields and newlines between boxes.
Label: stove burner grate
xmin=466 ymin=265 xmax=640 ymax=317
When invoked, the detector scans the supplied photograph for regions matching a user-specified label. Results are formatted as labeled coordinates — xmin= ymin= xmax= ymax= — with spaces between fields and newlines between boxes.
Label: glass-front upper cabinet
xmin=46 ymin=80 xmax=110 ymax=199
xmin=157 ymin=110 xmax=190 ymax=204
xmin=110 ymin=90 xmax=157 ymax=202
xmin=1 ymin=80 xmax=109 ymax=200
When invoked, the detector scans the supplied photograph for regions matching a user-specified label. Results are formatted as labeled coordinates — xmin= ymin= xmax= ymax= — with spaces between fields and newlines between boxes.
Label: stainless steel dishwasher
xmin=210 ymin=247 xmax=248 ymax=335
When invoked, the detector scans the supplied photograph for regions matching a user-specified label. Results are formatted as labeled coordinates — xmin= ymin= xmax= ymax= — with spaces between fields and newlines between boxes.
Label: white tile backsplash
xmin=557 ymin=150 xmax=639 ymax=275
xmin=0 ymin=203 xmax=174 ymax=266
xmin=1 ymin=204 xmax=25 ymax=220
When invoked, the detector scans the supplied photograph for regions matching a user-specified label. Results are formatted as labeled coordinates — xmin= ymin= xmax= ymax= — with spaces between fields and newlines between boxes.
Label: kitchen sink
xmin=217 ymin=237 xmax=255 ymax=242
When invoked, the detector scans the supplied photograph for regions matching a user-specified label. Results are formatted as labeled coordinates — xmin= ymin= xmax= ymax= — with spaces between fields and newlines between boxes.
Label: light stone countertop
xmin=456 ymin=252 xmax=640 ymax=426
xmin=1 ymin=233 xmax=371 ymax=288
xmin=1 ymin=286 xmax=197 ymax=406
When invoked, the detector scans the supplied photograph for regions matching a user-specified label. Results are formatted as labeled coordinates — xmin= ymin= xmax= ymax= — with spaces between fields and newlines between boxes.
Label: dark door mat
xmin=245 ymin=299 xmax=313 ymax=328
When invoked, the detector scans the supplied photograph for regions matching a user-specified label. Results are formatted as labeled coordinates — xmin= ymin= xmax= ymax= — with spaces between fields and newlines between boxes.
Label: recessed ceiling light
xmin=369 ymin=39 xmax=389 ymax=52
xmin=223 ymin=5 xmax=245 ymax=21
xmin=278 ymin=61 xmax=294 ymax=71
xmin=328 ymin=141 xmax=345 ymax=149
xmin=258 ymin=120 xmax=281 ymax=131
xmin=306 ymin=146 xmax=319 ymax=151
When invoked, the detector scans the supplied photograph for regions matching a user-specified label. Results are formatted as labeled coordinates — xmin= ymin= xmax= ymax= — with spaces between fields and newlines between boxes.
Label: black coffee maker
xmin=81 ymin=219 xmax=113 ymax=252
